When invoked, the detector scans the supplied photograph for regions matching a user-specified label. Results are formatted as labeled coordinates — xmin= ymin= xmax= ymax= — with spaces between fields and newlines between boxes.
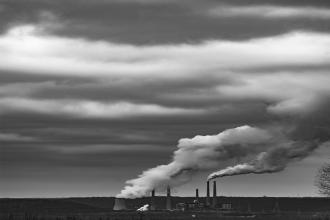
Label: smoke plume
xmin=207 ymin=97 xmax=330 ymax=181
xmin=118 ymin=95 xmax=330 ymax=198
xmin=117 ymin=125 xmax=273 ymax=198
xmin=208 ymin=141 xmax=318 ymax=180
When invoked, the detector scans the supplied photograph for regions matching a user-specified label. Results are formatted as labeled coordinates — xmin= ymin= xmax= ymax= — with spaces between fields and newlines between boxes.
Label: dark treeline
xmin=1 ymin=197 xmax=330 ymax=220
xmin=1 ymin=197 xmax=330 ymax=213
xmin=2 ymin=211 xmax=330 ymax=220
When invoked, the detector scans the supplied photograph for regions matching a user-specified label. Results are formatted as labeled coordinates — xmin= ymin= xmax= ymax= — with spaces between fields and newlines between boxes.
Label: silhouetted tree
xmin=315 ymin=163 xmax=330 ymax=196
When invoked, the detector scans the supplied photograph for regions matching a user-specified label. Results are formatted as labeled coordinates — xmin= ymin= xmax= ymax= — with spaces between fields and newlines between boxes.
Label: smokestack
xmin=150 ymin=189 xmax=156 ymax=211
xmin=166 ymin=185 xmax=172 ymax=210
xmin=206 ymin=181 xmax=210 ymax=206
xmin=212 ymin=181 xmax=217 ymax=208
xmin=247 ymin=202 xmax=252 ymax=213
xmin=273 ymin=199 xmax=281 ymax=213
xmin=113 ymin=198 xmax=127 ymax=210
xmin=195 ymin=188 xmax=199 ymax=199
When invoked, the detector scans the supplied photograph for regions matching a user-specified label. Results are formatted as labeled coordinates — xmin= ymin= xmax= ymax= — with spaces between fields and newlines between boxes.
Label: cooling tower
xmin=206 ymin=181 xmax=210 ymax=206
xmin=212 ymin=181 xmax=217 ymax=208
xmin=113 ymin=198 xmax=127 ymax=210
xmin=166 ymin=185 xmax=172 ymax=210
xmin=150 ymin=189 xmax=156 ymax=210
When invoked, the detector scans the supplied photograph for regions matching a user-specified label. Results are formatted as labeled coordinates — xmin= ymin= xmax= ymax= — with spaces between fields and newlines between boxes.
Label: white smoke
xmin=208 ymin=141 xmax=319 ymax=180
xmin=137 ymin=204 xmax=149 ymax=212
xmin=117 ymin=125 xmax=273 ymax=198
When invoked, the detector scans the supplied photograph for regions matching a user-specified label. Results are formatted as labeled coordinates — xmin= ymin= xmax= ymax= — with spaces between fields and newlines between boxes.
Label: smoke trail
xmin=117 ymin=125 xmax=273 ymax=198
xmin=208 ymin=141 xmax=319 ymax=180
xmin=207 ymin=98 xmax=330 ymax=181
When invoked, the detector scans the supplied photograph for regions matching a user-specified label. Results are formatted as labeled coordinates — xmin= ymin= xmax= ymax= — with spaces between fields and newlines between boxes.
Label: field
xmin=1 ymin=197 xmax=330 ymax=220
xmin=2 ymin=211 xmax=330 ymax=220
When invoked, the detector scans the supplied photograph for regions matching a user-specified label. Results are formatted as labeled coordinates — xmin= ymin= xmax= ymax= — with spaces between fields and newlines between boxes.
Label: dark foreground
xmin=2 ymin=211 xmax=330 ymax=220
xmin=1 ymin=197 xmax=330 ymax=220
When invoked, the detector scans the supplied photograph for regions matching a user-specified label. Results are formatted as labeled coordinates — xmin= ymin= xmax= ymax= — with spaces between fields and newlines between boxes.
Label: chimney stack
xmin=206 ymin=181 xmax=210 ymax=206
xmin=195 ymin=188 xmax=199 ymax=199
xmin=150 ymin=189 xmax=156 ymax=210
xmin=212 ymin=181 xmax=217 ymax=208
xmin=273 ymin=199 xmax=280 ymax=213
xmin=113 ymin=198 xmax=127 ymax=210
xmin=166 ymin=185 xmax=172 ymax=210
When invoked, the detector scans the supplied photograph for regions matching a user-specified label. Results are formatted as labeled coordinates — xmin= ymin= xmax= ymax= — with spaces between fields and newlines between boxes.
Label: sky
xmin=0 ymin=0 xmax=330 ymax=198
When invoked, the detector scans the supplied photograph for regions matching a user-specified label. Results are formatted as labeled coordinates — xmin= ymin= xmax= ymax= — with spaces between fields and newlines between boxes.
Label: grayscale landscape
xmin=1 ymin=0 xmax=330 ymax=219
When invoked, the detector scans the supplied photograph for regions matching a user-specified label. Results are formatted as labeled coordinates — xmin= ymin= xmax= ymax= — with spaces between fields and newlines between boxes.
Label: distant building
xmin=221 ymin=203 xmax=232 ymax=210
xmin=175 ymin=200 xmax=205 ymax=211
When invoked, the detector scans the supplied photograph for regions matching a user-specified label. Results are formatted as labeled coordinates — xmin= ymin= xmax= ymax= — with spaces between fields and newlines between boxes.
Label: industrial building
xmin=112 ymin=181 xmax=293 ymax=213
xmin=112 ymin=180 xmax=330 ymax=216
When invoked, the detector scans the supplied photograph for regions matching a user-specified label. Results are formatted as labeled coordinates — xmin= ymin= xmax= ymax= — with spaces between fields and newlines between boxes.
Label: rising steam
xmin=207 ymin=98 xmax=330 ymax=181
xmin=208 ymin=141 xmax=319 ymax=180
xmin=117 ymin=125 xmax=273 ymax=198
xmin=118 ymin=95 xmax=330 ymax=198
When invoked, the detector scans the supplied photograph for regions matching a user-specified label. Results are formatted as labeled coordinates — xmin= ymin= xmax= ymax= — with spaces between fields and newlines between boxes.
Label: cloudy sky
xmin=1 ymin=0 xmax=330 ymax=198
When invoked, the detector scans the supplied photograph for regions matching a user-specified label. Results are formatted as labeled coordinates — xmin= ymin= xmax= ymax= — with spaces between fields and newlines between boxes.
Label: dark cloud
xmin=288 ymin=97 xmax=330 ymax=142
xmin=210 ymin=0 xmax=330 ymax=7
xmin=0 ymin=70 xmax=92 ymax=85
xmin=1 ymin=0 xmax=330 ymax=44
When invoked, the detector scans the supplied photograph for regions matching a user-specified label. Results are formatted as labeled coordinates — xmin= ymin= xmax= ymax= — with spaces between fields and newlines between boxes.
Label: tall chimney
xmin=212 ymin=181 xmax=217 ymax=208
xmin=206 ymin=181 xmax=210 ymax=206
xmin=166 ymin=185 xmax=172 ymax=210
xmin=273 ymin=199 xmax=280 ymax=213
xmin=150 ymin=189 xmax=156 ymax=210
xmin=113 ymin=198 xmax=127 ymax=210
xmin=195 ymin=188 xmax=199 ymax=199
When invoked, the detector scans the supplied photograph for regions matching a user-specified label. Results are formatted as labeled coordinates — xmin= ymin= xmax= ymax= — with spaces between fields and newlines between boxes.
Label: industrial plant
xmin=112 ymin=181 xmax=330 ymax=217
xmin=2 ymin=182 xmax=330 ymax=220
xmin=114 ymin=180 xmax=258 ymax=213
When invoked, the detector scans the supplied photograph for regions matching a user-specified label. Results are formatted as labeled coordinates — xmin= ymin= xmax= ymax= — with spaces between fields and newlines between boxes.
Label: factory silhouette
xmin=2 ymin=184 xmax=330 ymax=220
xmin=114 ymin=180 xmax=276 ymax=212
xmin=114 ymin=181 xmax=218 ymax=211
xmin=112 ymin=181 xmax=330 ymax=213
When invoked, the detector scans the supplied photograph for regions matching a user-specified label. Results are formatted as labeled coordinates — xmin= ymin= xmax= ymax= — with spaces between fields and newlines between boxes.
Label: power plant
xmin=113 ymin=181 xmax=223 ymax=211
xmin=109 ymin=180 xmax=330 ymax=218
